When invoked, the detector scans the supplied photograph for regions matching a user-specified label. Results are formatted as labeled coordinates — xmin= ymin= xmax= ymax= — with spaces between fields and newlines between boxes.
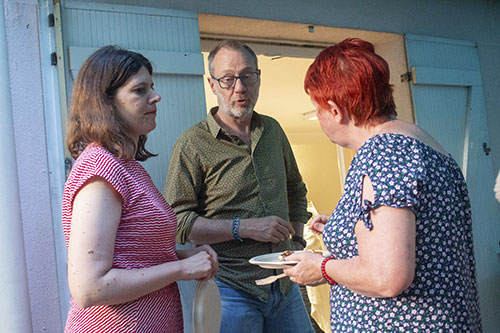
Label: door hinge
xmin=51 ymin=52 xmax=57 ymax=65
xmin=48 ymin=13 xmax=54 ymax=27
xmin=401 ymin=67 xmax=416 ymax=83
xmin=400 ymin=71 xmax=413 ymax=83
xmin=65 ymin=158 xmax=73 ymax=179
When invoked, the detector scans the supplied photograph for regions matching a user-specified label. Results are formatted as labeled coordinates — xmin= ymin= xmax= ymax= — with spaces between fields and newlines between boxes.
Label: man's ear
xmin=207 ymin=77 xmax=217 ymax=94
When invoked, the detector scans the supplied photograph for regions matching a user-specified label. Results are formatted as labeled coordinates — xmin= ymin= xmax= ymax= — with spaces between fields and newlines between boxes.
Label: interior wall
xmin=202 ymin=31 xmax=410 ymax=217
xmin=291 ymin=143 xmax=343 ymax=215
xmin=202 ymin=32 xmax=411 ymax=219
xmin=203 ymin=51 xmax=345 ymax=215
xmin=376 ymin=36 xmax=414 ymax=123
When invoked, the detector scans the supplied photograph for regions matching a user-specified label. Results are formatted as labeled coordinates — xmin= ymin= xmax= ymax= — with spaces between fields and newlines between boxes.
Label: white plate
xmin=193 ymin=278 xmax=221 ymax=333
xmin=249 ymin=250 xmax=330 ymax=269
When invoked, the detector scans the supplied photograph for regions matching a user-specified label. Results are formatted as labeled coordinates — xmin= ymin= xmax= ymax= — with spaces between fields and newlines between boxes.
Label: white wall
xmin=4 ymin=0 xmax=63 ymax=331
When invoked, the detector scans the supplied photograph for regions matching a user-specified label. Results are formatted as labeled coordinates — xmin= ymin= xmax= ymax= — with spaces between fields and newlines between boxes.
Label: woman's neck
xmin=346 ymin=117 xmax=400 ymax=151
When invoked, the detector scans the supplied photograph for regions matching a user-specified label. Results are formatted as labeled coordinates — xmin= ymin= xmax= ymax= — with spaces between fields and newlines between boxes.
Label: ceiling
xmin=199 ymin=14 xmax=403 ymax=145
xmin=199 ymin=14 xmax=400 ymax=50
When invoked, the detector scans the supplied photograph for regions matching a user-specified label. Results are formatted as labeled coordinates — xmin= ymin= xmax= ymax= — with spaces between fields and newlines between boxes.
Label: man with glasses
xmin=165 ymin=39 xmax=314 ymax=332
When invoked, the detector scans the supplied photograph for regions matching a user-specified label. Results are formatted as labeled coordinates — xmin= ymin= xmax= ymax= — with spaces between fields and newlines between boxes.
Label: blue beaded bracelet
xmin=232 ymin=217 xmax=243 ymax=242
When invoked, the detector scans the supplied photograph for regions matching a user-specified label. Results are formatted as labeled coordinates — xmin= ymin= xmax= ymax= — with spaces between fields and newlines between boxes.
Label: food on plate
xmin=278 ymin=250 xmax=294 ymax=261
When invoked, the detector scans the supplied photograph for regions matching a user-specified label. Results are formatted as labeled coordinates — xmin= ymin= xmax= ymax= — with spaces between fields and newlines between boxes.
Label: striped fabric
xmin=62 ymin=144 xmax=183 ymax=332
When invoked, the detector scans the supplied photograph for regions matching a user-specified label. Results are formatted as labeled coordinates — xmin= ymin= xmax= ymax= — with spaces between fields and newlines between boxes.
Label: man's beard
xmin=220 ymin=104 xmax=252 ymax=119
xmin=218 ymin=95 xmax=257 ymax=120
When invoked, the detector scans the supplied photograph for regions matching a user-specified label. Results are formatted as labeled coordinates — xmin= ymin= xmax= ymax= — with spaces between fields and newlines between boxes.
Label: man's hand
xmin=239 ymin=216 xmax=295 ymax=243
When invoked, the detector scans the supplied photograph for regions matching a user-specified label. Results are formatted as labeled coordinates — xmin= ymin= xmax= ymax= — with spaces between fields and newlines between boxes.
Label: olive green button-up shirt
xmin=165 ymin=107 xmax=311 ymax=301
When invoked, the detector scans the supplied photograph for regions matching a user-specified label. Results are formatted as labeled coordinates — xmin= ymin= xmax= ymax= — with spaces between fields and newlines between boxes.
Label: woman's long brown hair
xmin=67 ymin=45 xmax=157 ymax=161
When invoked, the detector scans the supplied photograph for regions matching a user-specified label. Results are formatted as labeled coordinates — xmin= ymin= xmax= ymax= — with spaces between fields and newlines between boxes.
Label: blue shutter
xmin=405 ymin=34 xmax=500 ymax=331
xmin=59 ymin=3 xmax=206 ymax=331
xmin=62 ymin=1 xmax=206 ymax=191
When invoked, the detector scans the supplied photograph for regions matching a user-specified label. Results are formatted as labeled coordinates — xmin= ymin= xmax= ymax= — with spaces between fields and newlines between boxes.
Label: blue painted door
xmin=61 ymin=1 xmax=207 ymax=192
xmin=58 ymin=2 xmax=207 ymax=331
xmin=405 ymin=34 xmax=500 ymax=331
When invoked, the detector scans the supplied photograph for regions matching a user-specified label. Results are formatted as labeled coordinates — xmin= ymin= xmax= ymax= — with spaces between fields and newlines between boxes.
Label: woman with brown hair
xmin=283 ymin=38 xmax=481 ymax=331
xmin=63 ymin=45 xmax=218 ymax=332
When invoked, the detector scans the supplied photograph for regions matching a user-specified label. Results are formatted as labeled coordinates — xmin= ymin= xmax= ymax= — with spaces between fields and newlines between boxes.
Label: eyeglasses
xmin=211 ymin=71 xmax=260 ymax=89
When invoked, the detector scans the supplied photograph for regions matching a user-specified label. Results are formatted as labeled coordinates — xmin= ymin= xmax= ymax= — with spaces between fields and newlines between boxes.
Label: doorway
xmin=199 ymin=17 xmax=413 ymax=332
xmin=199 ymin=14 xmax=413 ymax=215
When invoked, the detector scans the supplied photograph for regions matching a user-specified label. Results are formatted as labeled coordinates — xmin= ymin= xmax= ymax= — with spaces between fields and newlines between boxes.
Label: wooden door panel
xmin=405 ymin=34 xmax=500 ymax=331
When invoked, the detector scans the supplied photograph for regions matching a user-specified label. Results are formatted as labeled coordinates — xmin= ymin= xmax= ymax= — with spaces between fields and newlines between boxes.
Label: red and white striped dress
xmin=62 ymin=144 xmax=183 ymax=332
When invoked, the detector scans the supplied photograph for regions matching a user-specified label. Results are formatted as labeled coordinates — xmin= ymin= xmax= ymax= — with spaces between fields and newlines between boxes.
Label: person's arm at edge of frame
xmin=285 ymin=175 xmax=416 ymax=298
xmin=67 ymin=177 xmax=218 ymax=309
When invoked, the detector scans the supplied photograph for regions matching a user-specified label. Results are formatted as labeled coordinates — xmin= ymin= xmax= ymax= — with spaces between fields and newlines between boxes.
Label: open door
xmin=55 ymin=2 xmax=207 ymax=329
xmin=58 ymin=1 xmax=206 ymax=190
xmin=405 ymin=34 xmax=500 ymax=331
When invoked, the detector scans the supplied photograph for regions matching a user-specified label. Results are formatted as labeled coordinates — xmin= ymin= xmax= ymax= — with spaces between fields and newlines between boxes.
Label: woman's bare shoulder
xmin=391 ymin=120 xmax=448 ymax=156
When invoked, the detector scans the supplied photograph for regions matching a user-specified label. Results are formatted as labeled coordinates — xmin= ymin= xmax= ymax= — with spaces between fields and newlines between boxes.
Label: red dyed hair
xmin=305 ymin=38 xmax=396 ymax=126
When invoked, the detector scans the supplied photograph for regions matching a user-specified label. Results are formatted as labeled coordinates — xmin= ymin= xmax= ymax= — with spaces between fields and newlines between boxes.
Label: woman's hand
xmin=176 ymin=245 xmax=218 ymax=281
xmin=282 ymin=251 xmax=326 ymax=286
xmin=309 ymin=215 xmax=329 ymax=235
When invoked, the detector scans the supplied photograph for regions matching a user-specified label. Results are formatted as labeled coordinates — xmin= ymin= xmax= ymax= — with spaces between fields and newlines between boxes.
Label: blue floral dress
xmin=323 ymin=133 xmax=481 ymax=332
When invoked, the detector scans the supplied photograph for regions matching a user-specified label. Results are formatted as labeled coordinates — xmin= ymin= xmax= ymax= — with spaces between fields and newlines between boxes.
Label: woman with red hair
xmin=283 ymin=38 xmax=481 ymax=331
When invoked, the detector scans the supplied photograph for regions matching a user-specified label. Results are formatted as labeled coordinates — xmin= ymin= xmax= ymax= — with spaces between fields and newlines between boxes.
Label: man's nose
xmin=233 ymin=77 xmax=247 ymax=92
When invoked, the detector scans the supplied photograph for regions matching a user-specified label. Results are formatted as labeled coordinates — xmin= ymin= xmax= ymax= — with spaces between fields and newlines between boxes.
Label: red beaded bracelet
xmin=321 ymin=257 xmax=337 ymax=285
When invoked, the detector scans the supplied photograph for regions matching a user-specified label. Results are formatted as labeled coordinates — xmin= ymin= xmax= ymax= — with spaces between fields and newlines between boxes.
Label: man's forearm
xmin=290 ymin=221 xmax=306 ymax=249
xmin=187 ymin=216 xmax=234 ymax=244
xmin=290 ymin=221 xmax=304 ymax=237
xmin=188 ymin=215 xmax=297 ymax=245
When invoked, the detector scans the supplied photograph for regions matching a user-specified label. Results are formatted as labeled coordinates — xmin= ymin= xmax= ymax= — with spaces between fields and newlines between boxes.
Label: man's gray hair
xmin=207 ymin=39 xmax=258 ymax=75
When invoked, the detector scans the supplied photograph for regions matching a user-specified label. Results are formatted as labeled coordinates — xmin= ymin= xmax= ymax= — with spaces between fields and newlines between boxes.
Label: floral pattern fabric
xmin=323 ymin=133 xmax=481 ymax=332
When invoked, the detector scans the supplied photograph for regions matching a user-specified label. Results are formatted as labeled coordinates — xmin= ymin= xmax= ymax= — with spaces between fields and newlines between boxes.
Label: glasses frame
xmin=211 ymin=70 xmax=260 ymax=90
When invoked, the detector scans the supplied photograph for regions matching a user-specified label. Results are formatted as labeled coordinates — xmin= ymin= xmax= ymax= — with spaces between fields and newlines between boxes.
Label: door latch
xmin=483 ymin=142 xmax=491 ymax=156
